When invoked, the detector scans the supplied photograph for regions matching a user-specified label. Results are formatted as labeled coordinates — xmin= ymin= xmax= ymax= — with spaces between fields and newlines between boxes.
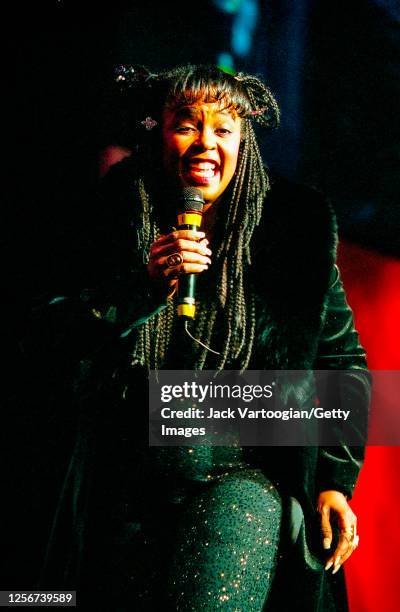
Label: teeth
xmin=196 ymin=162 xmax=215 ymax=170
xmin=194 ymin=169 xmax=214 ymax=177
xmin=188 ymin=162 xmax=217 ymax=170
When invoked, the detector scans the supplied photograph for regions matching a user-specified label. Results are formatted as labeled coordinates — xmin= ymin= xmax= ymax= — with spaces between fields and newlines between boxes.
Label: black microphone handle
xmin=177 ymin=222 xmax=200 ymax=318
xmin=179 ymin=272 xmax=196 ymax=301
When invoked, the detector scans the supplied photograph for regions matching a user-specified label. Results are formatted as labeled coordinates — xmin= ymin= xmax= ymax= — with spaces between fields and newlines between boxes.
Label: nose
xmin=196 ymin=126 xmax=217 ymax=150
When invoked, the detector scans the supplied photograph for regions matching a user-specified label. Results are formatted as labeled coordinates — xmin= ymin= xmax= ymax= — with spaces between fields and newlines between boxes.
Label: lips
xmin=183 ymin=158 xmax=220 ymax=184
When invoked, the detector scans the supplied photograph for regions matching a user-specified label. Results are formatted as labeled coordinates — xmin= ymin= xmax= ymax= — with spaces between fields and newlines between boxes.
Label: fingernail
xmin=323 ymin=538 xmax=331 ymax=550
xmin=325 ymin=561 xmax=333 ymax=571
xmin=198 ymin=232 xmax=206 ymax=237
xmin=207 ymin=258 xmax=212 ymax=264
xmin=332 ymin=564 xmax=341 ymax=575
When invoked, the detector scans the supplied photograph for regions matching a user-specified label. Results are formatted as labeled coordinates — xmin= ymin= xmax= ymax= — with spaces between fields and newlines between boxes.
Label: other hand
xmin=317 ymin=490 xmax=359 ymax=574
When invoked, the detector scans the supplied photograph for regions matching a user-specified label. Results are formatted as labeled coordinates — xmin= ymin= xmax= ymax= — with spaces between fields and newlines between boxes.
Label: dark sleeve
xmin=314 ymin=265 xmax=371 ymax=499
xmin=14 ymin=267 xmax=169 ymax=435
xmin=25 ymin=268 xmax=169 ymax=366
xmin=35 ymin=155 xmax=171 ymax=351
xmin=56 ymin=264 xmax=169 ymax=339
xmin=20 ymin=157 xmax=172 ymax=367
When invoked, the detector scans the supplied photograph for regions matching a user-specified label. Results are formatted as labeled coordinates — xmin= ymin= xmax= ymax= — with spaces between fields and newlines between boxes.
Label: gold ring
xmin=341 ymin=526 xmax=355 ymax=535
xmin=166 ymin=252 xmax=183 ymax=268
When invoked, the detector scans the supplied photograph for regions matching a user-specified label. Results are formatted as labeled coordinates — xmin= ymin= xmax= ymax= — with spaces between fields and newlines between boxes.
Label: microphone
xmin=176 ymin=187 xmax=204 ymax=319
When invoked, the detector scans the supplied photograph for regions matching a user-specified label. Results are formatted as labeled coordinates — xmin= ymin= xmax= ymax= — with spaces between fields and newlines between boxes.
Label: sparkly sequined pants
xmin=107 ymin=448 xmax=282 ymax=612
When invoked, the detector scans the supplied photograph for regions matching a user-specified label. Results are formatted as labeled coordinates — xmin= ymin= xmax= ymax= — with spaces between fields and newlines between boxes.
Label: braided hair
xmin=113 ymin=64 xmax=280 ymax=371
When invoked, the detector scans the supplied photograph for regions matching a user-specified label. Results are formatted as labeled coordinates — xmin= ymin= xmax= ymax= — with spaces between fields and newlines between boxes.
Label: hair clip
xmin=114 ymin=64 xmax=157 ymax=88
xmin=141 ymin=116 xmax=158 ymax=130
xmin=250 ymin=108 xmax=267 ymax=116
xmin=114 ymin=64 xmax=136 ymax=83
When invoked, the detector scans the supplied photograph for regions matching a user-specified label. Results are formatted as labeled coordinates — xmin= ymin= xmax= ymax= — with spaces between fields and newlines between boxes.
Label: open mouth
xmin=183 ymin=159 xmax=220 ymax=184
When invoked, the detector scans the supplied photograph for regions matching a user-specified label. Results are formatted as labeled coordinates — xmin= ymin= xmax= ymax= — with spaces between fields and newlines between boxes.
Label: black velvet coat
xmin=20 ymin=161 xmax=370 ymax=611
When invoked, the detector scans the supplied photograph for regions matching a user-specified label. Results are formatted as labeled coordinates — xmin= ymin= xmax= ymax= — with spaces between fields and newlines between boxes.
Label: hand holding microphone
xmin=147 ymin=188 xmax=211 ymax=314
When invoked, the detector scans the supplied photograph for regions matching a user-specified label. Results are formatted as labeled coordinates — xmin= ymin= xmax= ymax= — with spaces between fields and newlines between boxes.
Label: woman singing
xmin=32 ymin=64 xmax=370 ymax=611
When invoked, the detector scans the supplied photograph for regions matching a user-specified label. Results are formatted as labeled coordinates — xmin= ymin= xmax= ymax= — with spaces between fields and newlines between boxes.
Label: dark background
xmin=3 ymin=0 xmax=399 ymax=595
xmin=4 ymin=0 xmax=399 ymax=298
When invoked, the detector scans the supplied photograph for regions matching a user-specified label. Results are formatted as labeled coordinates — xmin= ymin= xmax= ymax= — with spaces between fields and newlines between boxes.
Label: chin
xmin=204 ymin=194 xmax=223 ymax=208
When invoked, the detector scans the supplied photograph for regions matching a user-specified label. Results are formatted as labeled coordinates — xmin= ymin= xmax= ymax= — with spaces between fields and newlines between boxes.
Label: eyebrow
xmin=174 ymin=107 xmax=235 ymax=121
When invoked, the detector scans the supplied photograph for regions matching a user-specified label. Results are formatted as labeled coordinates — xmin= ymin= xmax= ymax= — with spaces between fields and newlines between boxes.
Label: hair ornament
xmin=114 ymin=64 xmax=158 ymax=90
xmin=114 ymin=64 xmax=136 ymax=84
xmin=250 ymin=108 xmax=268 ymax=116
xmin=233 ymin=71 xmax=280 ymax=128
xmin=140 ymin=116 xmax=158 ymax=130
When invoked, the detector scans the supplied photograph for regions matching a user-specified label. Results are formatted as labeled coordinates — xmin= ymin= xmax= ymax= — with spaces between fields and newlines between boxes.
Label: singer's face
xmin=162 ymin=101 xmax=242 ymax=207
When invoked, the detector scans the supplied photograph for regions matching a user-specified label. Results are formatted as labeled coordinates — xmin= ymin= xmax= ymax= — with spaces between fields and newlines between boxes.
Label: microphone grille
xmin=180 ymin=187 xmax=204 ymax=212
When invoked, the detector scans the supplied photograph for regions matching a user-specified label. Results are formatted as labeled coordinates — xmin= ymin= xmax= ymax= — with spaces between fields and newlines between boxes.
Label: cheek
xmin=163 ymin=144 xmax=179 ymax=170
xmin=163 ymin=137 xmax=188 ymax=168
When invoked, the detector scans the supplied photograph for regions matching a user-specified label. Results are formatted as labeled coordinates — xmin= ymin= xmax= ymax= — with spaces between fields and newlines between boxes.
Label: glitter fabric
xmin=109 ymin=446 xmax=281 ymax=611
xmin=166 ymin=466 xmax=281 ymax=611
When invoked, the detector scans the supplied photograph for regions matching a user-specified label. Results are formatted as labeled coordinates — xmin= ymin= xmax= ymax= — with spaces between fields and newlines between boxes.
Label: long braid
xmin=131 ymin=178 xmax=177 ymax=368
xmin=171 ymin=120 xmax=265 ymax=370
xmin=136 ymin=122 xmax=269 ymax=371
xmin=194 ymin=307 xmax=219 ymax=370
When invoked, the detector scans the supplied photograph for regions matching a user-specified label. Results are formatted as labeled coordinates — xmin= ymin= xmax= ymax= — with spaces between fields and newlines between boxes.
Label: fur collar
xmin=250 ymin=176 xmax=337 ymax=369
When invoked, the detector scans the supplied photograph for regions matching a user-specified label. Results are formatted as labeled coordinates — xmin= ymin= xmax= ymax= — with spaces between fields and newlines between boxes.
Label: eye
xmin=215 ymin=127 xmax=232 ymax=136
xmin=175 ymin=125 xmax=196 ymax=134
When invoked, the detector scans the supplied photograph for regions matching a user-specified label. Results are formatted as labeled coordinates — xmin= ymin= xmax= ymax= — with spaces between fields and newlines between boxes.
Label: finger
xmin=337 ymin=508 xmax=357 ymax=533
xmin=325 ymin=506 xmax=356 ymax=571
xmin=335 ymin=511 xmax=356 ymax=556
xmin=149 ymin=231 xmax=204 ymax=257
xmin=320 ymin=506 xmax=333 ymax=551
xmin=151 ymin=239 xmax=212 ymax=260
xmin=327 ymin=532 xmax=353 ymax=573
xmin=331 ymin=522 xmax=358 ymax=572
xmin=169 ymin=230 xmax=206 ymax=242
xmin=335 ymin=537 xmax=358 ymax=569
xmin=161 ymin=251 xmax=211 ymax=268
xmin=198 ymin=237 xmax=210 ymax=251
xmin=164 ymin=263 xmax=209 ymax=278
xmin=332 ymin=549 xmax=354 ymax=574
xmin=150 ymin=233 xmax=170 ymax=246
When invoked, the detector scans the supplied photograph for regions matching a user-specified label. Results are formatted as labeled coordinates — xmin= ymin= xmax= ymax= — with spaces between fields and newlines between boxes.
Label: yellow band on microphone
xmin=177 ymin=303 xmax=196 ymax=319
xmin=177 ymin=212 xmax=202 ymax=227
